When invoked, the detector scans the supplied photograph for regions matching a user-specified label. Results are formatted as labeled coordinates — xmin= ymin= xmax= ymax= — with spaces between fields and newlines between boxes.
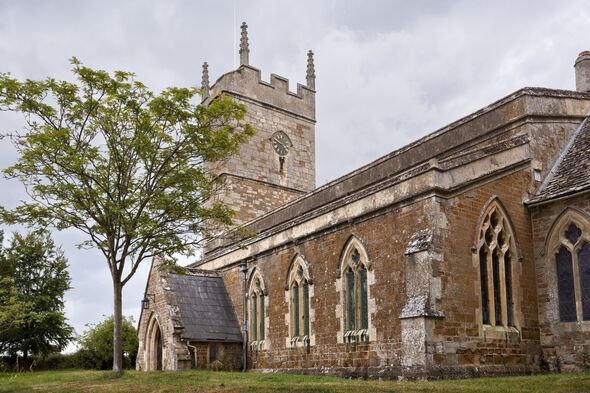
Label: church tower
xmin=202 ymin=22 xmax=316 ymax=233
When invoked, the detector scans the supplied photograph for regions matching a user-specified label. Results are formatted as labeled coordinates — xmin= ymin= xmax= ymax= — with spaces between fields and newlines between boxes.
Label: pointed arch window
xmin=248 ymin=272 xmax=267 ymax=349
xmin=340 ymin=239 xmax=371 ymax=343
xmin=287 ymin=256 xmax=312 ymax=346
xmin=553 ymin=221 xmax=590 ymax=322
xmin=476 ymin=202 xmax=517 ymax=327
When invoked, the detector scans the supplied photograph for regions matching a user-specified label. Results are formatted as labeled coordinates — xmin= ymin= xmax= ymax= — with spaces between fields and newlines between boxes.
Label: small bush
xmin=33 ymin=353 xmax=80 ymax=370
xmin=208 ymin=360 xmax=224 ymax=371
xmin=0 ymin=356 xmax=10 ymax=372
xmin=78 ymin=315 xmax=138 ymax=370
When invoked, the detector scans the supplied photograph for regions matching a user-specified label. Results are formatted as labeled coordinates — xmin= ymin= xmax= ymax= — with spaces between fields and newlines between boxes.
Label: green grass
xmin=0 ymin=369 xmax=590 ymax=393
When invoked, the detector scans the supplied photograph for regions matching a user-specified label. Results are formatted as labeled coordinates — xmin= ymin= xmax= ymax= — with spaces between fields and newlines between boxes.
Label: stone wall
xmin=428 ymin=170 xmax=542 ymax=376
xmin=530 ymin=192 xmax=590 ymax=371
xmin=216 ymin=174 xmax=305 ymax=228
xmin=136 ymin=261 xmax=192 ymax=371
xmin=193 ymin=342 xmax=242 ymax=370
xmin=213 ymin=170 xmax=547 ymax=378
xmin=218 ymin=198 xmax=431 ymax=377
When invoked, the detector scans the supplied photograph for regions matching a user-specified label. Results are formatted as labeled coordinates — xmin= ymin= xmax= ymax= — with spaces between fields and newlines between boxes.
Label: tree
xmin=0 ymin=230 xmax=74 ymax=365
xmin=78 ymin=315 xmax=138 ymax=370
xmin=0 ymin=59 xmax=254 ymax=376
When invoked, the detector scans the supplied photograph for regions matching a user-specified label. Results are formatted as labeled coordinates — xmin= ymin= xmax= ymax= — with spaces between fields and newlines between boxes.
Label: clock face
xmin=271 ymin=132 xmax=290 ymax=156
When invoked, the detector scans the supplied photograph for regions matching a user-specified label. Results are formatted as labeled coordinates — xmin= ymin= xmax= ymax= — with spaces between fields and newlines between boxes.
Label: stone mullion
xmin=499 ymin=247 xmax=508 ymax=327
xmin=572 ymin=243 xmax=584 ymax=322
xmin=300 ymin=281 xmax=306 ymax=336
xmin=497 ymin=222 xmax=507 ymax=327
xmin=355 ymin=269 xmax=361 ymax=331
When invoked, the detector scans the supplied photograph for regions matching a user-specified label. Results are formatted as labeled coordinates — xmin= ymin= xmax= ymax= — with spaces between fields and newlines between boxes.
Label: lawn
xmin=1 ymin=369 xmax=590 ymax=393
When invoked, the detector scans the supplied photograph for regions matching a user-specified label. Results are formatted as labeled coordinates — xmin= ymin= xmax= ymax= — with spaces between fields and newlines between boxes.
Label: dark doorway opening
xmin=156 ymin=326 xmax=163 ymax=371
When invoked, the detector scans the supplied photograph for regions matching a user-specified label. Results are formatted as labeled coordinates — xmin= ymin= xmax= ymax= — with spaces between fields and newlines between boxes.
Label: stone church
xmin=136 ymin=23 xmax=590 ymax=378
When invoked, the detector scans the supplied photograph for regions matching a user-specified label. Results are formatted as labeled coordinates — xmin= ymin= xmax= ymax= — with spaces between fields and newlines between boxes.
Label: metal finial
xmin=201 ymin=62 xmax=210 ymax=98
xmin=239 ymin=22 xmax=250 ymax=66
xmin=306 ymin=50 xmax=315 ymax=90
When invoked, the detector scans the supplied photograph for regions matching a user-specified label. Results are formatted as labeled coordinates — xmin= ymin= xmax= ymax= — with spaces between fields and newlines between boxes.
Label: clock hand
xmin=273 ymin=138 xmax=287 ymax=149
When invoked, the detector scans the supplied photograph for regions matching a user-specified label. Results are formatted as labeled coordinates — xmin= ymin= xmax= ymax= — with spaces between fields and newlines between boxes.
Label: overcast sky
xmin=1 ymin=0 xmax=589 ymax=350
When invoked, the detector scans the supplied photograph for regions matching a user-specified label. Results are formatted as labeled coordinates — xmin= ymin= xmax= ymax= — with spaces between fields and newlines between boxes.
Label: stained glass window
xmin=346 ymin=269 xmax=355 ymax=331
xmin=360 ymin=267 xmax=368 ymax=330
xmin=251 ymin=293 xmax=258 ymax=340
xmin=556 ymin=246 xmax=576 ymax=322
xmin=342 ymin=242 xmax=370 ymax=340
xmin=249 ymin=275 xmax=266 ymax=343
xmin=492 ymin=251 xmax=502 ymax=325
xmin=292 ymin=282 xmax=300 ymax=337
xmin=288 ymin=259 xmax=312 ymax=340
xmin=476 ymin=202 xmax=516 ymax=328
xmin=578 ymin=243 xmax=590 ymax=320
xmin=479 ymin=248 xmax=489 ymax=324
xmin=259 ymin=293 xmax=265 ymax=340
xmin=565 ymin=223 xmax=582 ymax=246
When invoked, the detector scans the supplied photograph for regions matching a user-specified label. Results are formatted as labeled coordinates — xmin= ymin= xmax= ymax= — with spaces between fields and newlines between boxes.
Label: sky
xmin=0 ymin=0 xmax=589 ymax=350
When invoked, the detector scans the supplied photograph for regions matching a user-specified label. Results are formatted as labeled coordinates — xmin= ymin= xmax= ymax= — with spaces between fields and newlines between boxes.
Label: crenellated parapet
xmin=205 ymin=64 xmax=315 ymax=122
xmin=201 ymin=21 xmax=315 ymax=122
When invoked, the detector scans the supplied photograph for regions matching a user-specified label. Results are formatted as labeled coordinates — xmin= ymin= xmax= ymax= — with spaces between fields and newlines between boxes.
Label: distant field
xmin=1 ymin=369 xmax=590 ymax=393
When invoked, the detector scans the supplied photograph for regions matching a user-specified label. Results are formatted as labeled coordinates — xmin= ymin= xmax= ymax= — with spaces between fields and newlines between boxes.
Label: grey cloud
xmin=0 ymin=0 xmax=589 ymax=343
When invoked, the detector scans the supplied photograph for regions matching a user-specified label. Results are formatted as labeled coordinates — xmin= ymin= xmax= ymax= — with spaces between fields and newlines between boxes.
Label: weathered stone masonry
xmin=137 ymin=26 xmax=590 ymax=378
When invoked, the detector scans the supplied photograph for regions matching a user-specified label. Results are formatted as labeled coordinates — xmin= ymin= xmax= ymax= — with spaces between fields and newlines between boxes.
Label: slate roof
xmin=529 ymin=115 xmax=590 ymax=204
xmin=168 ymin=272 xmax=242 ymax=342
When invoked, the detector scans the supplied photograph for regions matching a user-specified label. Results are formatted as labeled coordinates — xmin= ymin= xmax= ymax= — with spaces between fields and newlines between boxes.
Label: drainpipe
xmin=185 ymin=340 xmax=197 ymax=368
xmin=240 ymin=261 xmax=249 ymax=372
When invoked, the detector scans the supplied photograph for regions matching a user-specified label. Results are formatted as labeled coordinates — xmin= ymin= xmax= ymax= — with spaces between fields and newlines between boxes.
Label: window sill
xmin=344 ymin=329 xmax=369 ymax=343
xmin=482 ymin=324 xmax=520 ymax=341
xmin=289 ymin=335 xmax=310 ymax=347
xmin=250 ymin=340 xmax=265 ymax=352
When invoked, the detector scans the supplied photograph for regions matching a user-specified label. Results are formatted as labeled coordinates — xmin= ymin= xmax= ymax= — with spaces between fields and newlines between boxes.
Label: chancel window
xmin=291 ymin=267 xmax=309 ymax=339
xmin=554 ymin=222 xmax=590 ymax=322
xmin=287 ymin=258 xmax=311 ymax=345
xmin=476 ymin=202 xmax=517 ymax=327
xmin=340 ymin=239 xmax=371 ymax=343
xmin=248 ymin=273 xmax=266 ymax=349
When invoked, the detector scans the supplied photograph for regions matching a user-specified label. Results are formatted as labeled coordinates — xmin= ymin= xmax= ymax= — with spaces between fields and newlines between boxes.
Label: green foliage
xmin=33 ymin=352 xmax=80 ymax=370
xmin=0 ymin=59 xmax=254 ymax=373
xmin=0 ymin=230 xmax=74 ymax=360
xmin=157 ymin=258 xmax=187 ymax=274
xmin=78 ymin=315 xmax=138 ymax=370
xmin=0 ymin=59 xmax=255 ymax=271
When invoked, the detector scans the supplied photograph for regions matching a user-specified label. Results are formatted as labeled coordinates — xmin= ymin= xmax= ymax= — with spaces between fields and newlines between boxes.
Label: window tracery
xmin=286 ymin=256 xmax=312 ymax=346
xmin=248 ymin=271 xmax=267 ymax=350
xmin=476 ymin=201 xmax=517 ymax=327
xmin=339 ymin=238 xmax=371 ymax=343
xmin=552 ymin=219 xmax=590 ymax=322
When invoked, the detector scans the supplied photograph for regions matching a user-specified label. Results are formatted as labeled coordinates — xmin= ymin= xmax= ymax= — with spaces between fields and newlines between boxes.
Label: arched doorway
xmin=145 ymin=315 xmax=164 ymax=371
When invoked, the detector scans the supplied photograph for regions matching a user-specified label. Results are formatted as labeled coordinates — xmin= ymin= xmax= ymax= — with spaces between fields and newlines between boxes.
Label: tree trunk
xmin=112 ymin=277 xmax=123 ymax=378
